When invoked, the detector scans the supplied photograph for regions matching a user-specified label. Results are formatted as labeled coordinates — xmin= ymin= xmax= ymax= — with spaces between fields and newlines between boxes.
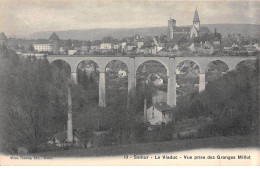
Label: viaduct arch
xmin=205 ymin=60 xmax=230 ymax=71
xmin=44 ymin=55 xmax=257 ymax=108
xmin=104 ymin=59 xmax=129 ymax=107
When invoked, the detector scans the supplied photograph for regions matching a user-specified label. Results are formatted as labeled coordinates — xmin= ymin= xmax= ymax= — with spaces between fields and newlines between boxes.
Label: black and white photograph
xmin=0 ymin=0 xmax=259 ymax=166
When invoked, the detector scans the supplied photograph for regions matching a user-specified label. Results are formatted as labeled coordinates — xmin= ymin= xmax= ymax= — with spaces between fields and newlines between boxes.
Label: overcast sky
xmin=1 ymin=0 xmax=260 ymax=36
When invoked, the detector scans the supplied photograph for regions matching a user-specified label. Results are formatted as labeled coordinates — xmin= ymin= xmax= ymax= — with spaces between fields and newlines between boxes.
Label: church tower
xmin=168 ymin=17 xmax=176 ymax=40
xmin=193 ymin=6 xmax=200 ymax=31
xmin=190 ymin=7 xmax=200 ymax=38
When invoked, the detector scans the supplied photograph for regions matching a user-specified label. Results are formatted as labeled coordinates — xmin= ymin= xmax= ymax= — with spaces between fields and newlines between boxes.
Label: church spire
xmin=193 ymin=6 xmax=200 ymax=23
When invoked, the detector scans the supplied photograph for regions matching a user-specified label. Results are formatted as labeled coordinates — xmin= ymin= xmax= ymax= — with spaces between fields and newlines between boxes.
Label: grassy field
xmin=33 ymin=135 xmax=259 ymax=157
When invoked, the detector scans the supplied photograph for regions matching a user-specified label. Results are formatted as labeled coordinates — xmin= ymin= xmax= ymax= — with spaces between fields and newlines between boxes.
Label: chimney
xmin=144 ymin=98 xmax=147 ymax=123
xmin=67 ymin=85 xmax=73 ymax=142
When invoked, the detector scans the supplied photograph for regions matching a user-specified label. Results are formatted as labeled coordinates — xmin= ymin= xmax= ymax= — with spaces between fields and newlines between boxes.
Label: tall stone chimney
xmin=67 ymin=85 xmax=73 ymax=142
xmin=144 ymin=98 xmax=147 ymax=122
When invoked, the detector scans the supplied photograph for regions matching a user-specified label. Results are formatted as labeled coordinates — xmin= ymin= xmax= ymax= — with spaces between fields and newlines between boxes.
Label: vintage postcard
xmin=0 ymin=0 xmax=259 ymax=166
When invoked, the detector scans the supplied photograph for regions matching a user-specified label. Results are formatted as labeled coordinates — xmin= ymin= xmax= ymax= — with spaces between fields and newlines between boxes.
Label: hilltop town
xmin=1 ymin=8 xmax=260 ymax=58
xmin=1 ymin=7 xmax=258 ymax=101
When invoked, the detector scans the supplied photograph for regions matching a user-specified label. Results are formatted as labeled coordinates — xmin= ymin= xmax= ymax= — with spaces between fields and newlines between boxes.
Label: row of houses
xmin=30 ymin=33 xmax=177 ymax=56
xmin=82 ymin=35 xmax=166 ymax=55
xmin=4 ymin=29 xmax=259 ymax=57
xmin=32 ymin=33 xmax=259 ymax=57
xmin=223 ymin=43 xmax=260 ymax=53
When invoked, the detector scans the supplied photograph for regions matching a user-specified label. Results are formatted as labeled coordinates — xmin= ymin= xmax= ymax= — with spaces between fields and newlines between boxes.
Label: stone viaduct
xmin=41 ymin=55 xmax=257 ymax=108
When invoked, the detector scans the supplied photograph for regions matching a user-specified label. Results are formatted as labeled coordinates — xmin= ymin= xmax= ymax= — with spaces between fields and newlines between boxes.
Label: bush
xmin=197 ymin=123 xmax=219 ymax=138
xmin=92 ymin=132 xmax=117 ymax=147
xmin=196 ymin=117 xmax=218 ymax=138
xmin=133 ymin=123 xmax=148 ymax=143
xmin=157 ymin=123 xmax=174 ymax=141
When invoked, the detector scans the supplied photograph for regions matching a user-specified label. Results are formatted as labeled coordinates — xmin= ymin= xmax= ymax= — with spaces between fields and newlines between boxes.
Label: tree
xmin=28 ymin=45 xmax=34 ymax=52
xmin=102 ymin=36 xmax=114 ymax=43
xmin=89 ymin=73 xmax=94 ymax=84
xmin=136 ymin=81 xmax=156 ymax=113
xmin=82 ymin=70 xmax=89 ymax=90
xmin=0 ymin=49 xmax=70 ymax=153
xmin=175 ymin=59 xmax=259 ymax=136
xmin=177 ymin=36 xmax=188 ymax=45
xmin=65 ymin=39 xmax=72 ymax=47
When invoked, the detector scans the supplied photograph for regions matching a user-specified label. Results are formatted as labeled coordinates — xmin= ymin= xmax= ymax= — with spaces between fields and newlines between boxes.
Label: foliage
xmin=92 ymin=131 xmax=116 ymax=147
xmin=175 ymin=59 xmax=259 ymax=137
xmin=0 ymin=49 xmax=71 ymax=153
xmin=102 ymin=36 xmax=115 ymax=43
xmin=158 ymin=123 xmax=174 ymax=141
xmin=194 ymin=32 xmax=215 ymax=43
xmin=136 ymin=80 xmax=157 ymax=113
xmin=28 ymin=45 xmax=35 ymax=52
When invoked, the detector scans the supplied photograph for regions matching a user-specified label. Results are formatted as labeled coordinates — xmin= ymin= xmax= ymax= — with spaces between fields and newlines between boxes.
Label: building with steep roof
xmin=0 ymin=32 xmax=8 ymax=49
xmin=146 ymin=102 xmax=173 ymax=125
xmin=47 ymin=129 xmax=88 ymax=147
xmin=49 ymin=32 xmax=60 ymax=41
xmin=49 ymin=32 xmax=60 ymax=54
xmin=0 ymin=32 xmax=7 ymax=40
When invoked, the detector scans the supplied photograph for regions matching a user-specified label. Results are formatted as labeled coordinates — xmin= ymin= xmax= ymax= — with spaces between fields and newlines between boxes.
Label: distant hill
xmin=204 ymin=24 xmax=260 ymax=38
xmin=29 ymin=27 xmax=168 ymax=41
xmin=27 ymin=24 xmax=260 ymax=40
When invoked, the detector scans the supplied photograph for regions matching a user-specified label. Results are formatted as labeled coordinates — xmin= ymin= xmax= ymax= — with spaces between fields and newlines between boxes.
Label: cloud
xmin=0 ymin=0 xmax=259 ymax=36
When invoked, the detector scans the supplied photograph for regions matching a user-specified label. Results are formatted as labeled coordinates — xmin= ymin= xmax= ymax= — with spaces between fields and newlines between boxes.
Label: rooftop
xmin=193 ymin=7 xmax=200 ymax=22
xmin=154 ymin=102 xmax=173 ymax=112
xmin=174 ymin=27 xmax=191 ymax=32
xmin=0 ymin=32 xmax=7 ymax=40
xmin=49 ymin=32 xmax=60 ymax=41
xmin=169 ymin=17 xmax=176 ymax=22
xmin=53 ymin=130 xmax=67 ymax=143
xmin=199 ymin=27 xmax=211 ymax=33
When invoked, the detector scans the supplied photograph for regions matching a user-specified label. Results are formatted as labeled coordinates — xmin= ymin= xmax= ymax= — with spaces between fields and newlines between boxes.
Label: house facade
xmin=153 ymin=74 xmax=164 ymax=86
xmin=33 ymin=43 xmax=53 ymax=52
xmin=100 ymin=43 xmax=113 ymax=50
xmin=118 ymin=69 xmax=127 ymax=78
xmin=68 ymin=49 xmax=77 ymax=55
xmin=146 ymin=102 xmax=173 ymax=125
